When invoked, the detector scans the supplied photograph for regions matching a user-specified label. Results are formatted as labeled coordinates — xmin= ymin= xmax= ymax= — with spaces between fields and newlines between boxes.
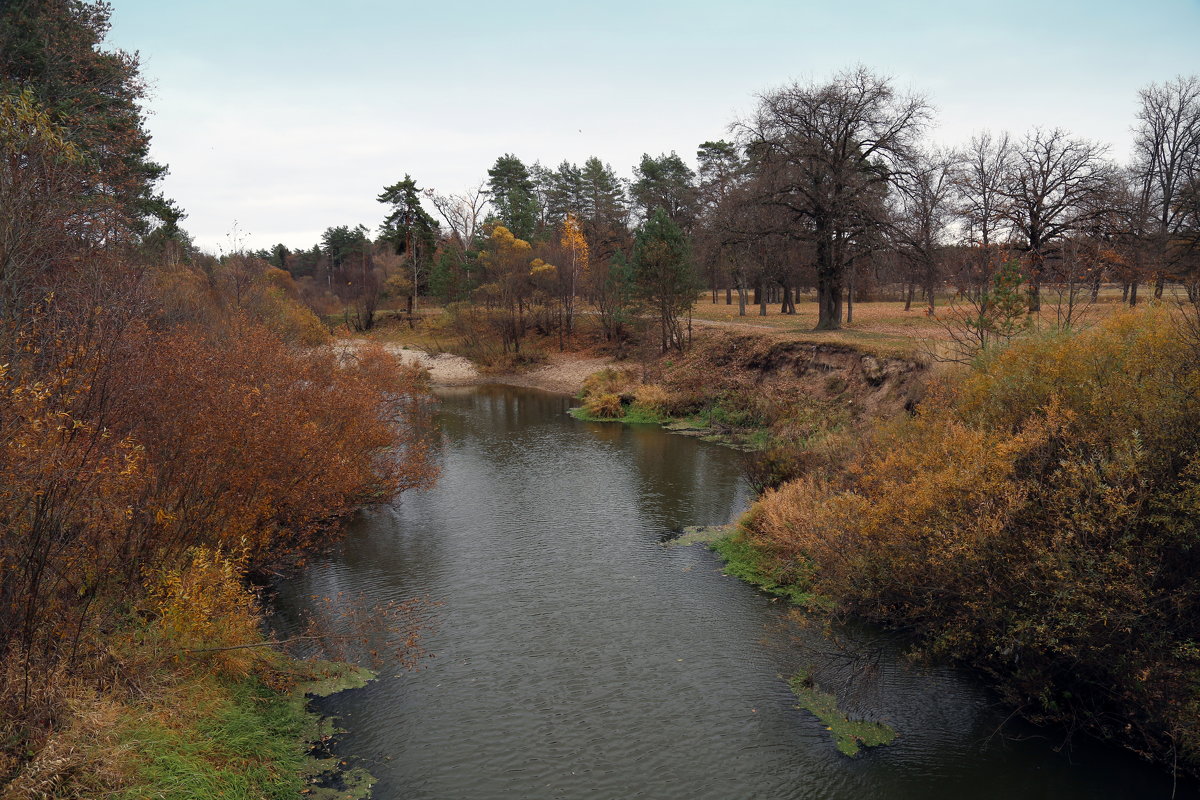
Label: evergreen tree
xmin=546 ymin=160 xmax=584 ymax=224
xmin=632 ymin=209 xmax=699 ymax=352
xmin=0 ymin=0 xmax=172 ymax=235
xmin=579 ymin=157 xmax=627 ymax=248
xmin=631 ymin=152 xmax=698 ymax=230
xmin=378 ymin=175 xmax=439 ymax=303
xmin=486 ymin=154 xmax=538 ymax=240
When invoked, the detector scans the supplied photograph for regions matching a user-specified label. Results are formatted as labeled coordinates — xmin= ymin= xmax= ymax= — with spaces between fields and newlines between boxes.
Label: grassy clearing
xmin=787 ymin=671 xmax=896 ymax=757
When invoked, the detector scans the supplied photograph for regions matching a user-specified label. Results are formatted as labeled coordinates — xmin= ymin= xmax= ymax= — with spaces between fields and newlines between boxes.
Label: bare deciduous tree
xmin=736 ymin=67 xmax=932 ymax=330
xmin=1000 ymin=128 xmax=1115 ymax=311
xmin=1132 ymin=75 xmax=1200 ymax=297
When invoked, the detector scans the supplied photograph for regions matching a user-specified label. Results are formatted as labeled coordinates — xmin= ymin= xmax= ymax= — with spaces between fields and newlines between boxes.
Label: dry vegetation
xmin=736 ymin=307 xmax=1200 ymax=771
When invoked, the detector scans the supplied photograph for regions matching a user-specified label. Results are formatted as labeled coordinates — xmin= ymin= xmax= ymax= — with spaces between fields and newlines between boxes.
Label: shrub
xmin=583 ymin=393 xmax=624 ymax=419
xmin=632 ymin=382 xmax=672 ymax=413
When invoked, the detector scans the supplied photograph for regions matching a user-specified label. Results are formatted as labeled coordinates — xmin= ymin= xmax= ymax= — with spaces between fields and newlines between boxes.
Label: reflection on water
xmin=274 ymin=385 xmax=1190 ymax=800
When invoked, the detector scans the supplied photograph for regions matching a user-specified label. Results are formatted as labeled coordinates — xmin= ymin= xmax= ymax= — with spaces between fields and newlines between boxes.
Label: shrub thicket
xmin=744 ymin=308 xmax=1200 ymax=767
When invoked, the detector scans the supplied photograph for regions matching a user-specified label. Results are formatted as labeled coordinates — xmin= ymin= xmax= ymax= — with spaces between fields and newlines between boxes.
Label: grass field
xmin=690 ymin=285 xmax=1191 ymax=358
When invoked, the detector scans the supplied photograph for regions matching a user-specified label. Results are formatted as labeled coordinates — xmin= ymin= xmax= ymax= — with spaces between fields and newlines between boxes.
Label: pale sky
xmin=105 ymin=0 xmax=1200 ymax=254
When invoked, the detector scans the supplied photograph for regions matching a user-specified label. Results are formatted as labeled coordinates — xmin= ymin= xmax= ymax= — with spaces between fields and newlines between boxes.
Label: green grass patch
xmin=710 ymin=530 xmax=817 ymax=606
xmin=115 ymin=663 xmax=375 ymax=800
xmin=116 ymin=675 xmax=311 ymax=800
xmin=568 ymin=402 xmax=670 ymax=425
xmin=787 ymin=670 xmax=896 ymax=757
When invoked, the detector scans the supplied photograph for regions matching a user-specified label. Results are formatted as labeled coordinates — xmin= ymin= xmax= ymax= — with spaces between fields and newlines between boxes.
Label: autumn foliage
xmin=742 ymin=308 xmax=1200 ymax=768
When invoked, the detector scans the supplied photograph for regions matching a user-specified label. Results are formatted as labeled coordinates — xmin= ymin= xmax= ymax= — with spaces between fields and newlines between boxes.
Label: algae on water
xmin=787 ymin=670 xmax=896 ymax=757
xmin=664 ymin=524 xmax=735 ymax=547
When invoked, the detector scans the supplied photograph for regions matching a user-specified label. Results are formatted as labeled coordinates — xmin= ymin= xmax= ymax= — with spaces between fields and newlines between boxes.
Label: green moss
xmin=710 ymin=530 xmax=818 ymax=607
xmin=787 ymin=671 xmax=897 ymax=757
xmin=665 ymin=524 xmax=736 ymax=547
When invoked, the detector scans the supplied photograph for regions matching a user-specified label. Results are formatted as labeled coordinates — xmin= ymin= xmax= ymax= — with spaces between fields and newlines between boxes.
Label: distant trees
xmin=998 ymin=128 xmax=1114 ymax=310
xmin=265 ymin=70 xmax=1200 ymax=350
xmin=1132 ymin=76 xmax=1200 ymax=297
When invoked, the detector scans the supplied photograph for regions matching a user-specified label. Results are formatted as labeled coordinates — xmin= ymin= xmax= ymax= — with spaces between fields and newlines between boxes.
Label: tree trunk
xmin=1129 ymin=281 xmax=1139 ymax=306
xmin=1154 ymin=272 xmax=1165 ymax=300
xmin=814 ymin=232 xmax=842 ymax=330
xmin=904 ymin=281 xmax=914 ymax=311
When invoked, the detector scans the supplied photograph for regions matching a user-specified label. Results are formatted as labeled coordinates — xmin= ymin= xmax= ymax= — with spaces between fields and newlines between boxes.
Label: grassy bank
xmin=2 ymin=544 xmax=396 ymax=798
xmin=5 ymin=627 xmax=374 ymax=799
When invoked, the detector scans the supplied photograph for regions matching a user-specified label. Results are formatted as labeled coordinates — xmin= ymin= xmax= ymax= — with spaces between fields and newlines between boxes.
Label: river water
xmin=275 ymin=385 xmax=1189 ymax=799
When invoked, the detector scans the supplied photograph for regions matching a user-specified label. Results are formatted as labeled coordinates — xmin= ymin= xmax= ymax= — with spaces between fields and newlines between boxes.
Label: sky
xmin=104 ymin=0 xmax=1200 ymax=255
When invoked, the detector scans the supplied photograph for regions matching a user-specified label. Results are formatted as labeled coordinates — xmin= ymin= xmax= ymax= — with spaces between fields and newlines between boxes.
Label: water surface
xmin=276 ymin=385 xmax=1189 ymax=799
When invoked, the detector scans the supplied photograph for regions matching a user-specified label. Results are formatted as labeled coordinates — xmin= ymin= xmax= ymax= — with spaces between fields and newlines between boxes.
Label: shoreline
xmin=346 ymin=341 xmax=613 ymax=395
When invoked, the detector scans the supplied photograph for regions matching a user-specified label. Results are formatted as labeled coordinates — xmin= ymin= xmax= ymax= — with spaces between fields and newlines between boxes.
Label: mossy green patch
xmin=710 ymin=530 xmax=818 ymax=607
xmin=665 ymin=524 xmax=736 ymax=547
xmin=297 ymin=661 xmax=375 ymax=698
xmin=787 ymin=671 xmax=897 ymax=757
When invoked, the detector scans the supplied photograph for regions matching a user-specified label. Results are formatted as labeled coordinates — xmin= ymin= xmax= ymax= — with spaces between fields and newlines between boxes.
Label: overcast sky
xmin=105 ymin=0 xmax=1200 ymax=254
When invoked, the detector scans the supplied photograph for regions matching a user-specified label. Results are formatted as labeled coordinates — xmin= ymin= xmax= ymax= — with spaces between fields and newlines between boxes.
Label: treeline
xmin=0 ymin=0 xmax=433 ymax=786
xmin=267 ymin=66 xmax=1198 ymax=348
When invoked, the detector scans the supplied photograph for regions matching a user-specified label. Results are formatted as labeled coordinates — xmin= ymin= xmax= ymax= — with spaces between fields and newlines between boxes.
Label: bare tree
xmin=1000 ymin=128 xmax=1115 ymax=311
xmin=952 ymin=131 xmax=1012 ymax=301
xmin=889 ymin=148 xmax=957 ymax=312
xmin=736 ymin=66 xmax=933 ymax=330
xmin=1132 ymin=75 xmax=1200 ymax=298
xmin=426 ymin=181 xmax=489 ymax=250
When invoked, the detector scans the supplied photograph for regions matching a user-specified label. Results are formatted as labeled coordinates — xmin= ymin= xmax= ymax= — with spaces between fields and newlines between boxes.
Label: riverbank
xmin=718 ymin=308 xmax=1200 ymax=779
xmin=2 ymin=619 xmax=374 ymax=799
xmin=337 ymin=340 xmax=613 ymax=395
xmin=569 ymin=330 xmax=928 ymax=484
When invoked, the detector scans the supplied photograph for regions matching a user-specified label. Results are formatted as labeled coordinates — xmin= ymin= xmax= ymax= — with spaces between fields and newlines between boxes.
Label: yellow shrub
xmin=633 ymin=383 xmax=672 ymax=413
xmin=584 ymin=393 xmax=624 ymax=419
xmin=581 ymin=367 xmax=639 ymax=399
xmin=145 ymin=547 xmax=268 ymax=678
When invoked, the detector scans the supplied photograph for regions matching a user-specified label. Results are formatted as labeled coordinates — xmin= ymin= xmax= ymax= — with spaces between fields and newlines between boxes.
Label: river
xmin=274 ymin=385 xmax=1189 ymax=799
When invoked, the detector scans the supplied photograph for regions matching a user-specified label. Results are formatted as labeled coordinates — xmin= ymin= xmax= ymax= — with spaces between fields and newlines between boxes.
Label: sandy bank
xmin=339 ymin=341 xmax=611 ymax=396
